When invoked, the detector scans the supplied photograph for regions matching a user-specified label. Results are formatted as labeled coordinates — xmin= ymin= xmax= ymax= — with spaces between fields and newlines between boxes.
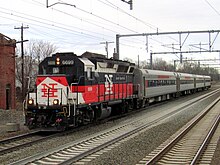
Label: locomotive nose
xmin=36 ymin=76 xmax=69 ymax=106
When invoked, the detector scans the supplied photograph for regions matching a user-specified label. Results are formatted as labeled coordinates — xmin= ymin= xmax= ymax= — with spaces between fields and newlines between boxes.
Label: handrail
xmin=22 ymin=94 xmax=28 ymax=116
xmin=70 ymin=76 xmax=85 ymax=118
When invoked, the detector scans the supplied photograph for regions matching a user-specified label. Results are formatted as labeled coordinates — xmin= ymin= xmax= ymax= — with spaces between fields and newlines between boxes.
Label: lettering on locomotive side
xmin=105 ymin=74 xmax=113 ymax=94
xmin=47 ymin=60 xmax=74 ymax=65
xmin=62 ymin=60 xmax=74 ymax=65
xmin=116 ymin=76 xmax=126 ymax=81
xmin=41 ymin=83 xmax=58 ymax=97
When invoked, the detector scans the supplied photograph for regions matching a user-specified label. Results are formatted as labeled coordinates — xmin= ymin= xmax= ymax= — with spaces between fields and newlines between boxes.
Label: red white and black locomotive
xmin=24 ymin=52 xmax=135 ymax=130
xmin=24 ymin=52 xmax=211 ymax=130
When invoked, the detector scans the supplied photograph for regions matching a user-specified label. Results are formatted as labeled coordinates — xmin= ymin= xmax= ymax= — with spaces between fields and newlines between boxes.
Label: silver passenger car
xmin=133 ymin=69 xmax=178 ymax=103
xmin=133 ymin=68 xmax=211 ymax=105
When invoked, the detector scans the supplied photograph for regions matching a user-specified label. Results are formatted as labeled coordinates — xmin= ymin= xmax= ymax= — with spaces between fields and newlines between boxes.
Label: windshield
xmin=40 ymin=65 xmax=74 ymax=75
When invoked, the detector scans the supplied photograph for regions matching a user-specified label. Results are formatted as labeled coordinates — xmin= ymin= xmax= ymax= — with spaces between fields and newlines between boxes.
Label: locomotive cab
xmin=25 ymin=52 xmax=86 ymax=130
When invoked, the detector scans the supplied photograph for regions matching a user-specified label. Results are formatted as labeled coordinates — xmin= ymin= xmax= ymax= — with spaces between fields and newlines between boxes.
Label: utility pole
xmin=100 ymin=41 xmax=114 ymax=58
xmin=14 ymin=24 xmax=29 ymax=100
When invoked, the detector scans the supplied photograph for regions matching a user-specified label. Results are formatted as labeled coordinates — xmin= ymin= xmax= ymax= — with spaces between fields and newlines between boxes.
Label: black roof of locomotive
xmin=40 ymin=51 xmax=135 ymax=68
xmin=81 ymin=51 xmax=135 ymax=66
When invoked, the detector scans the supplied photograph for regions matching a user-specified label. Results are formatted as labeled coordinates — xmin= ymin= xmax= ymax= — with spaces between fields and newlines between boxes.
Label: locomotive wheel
xmin=27 ymin=124 xmax=36 ymax=130
xmin=77 ymin=108 xmax=95 ymax=125
xmin=123 ymin=101 xmax=129 ymax=113
xmin=116 ymin=101 xmax=129 ymax=114
xmin=56 ymin=124 xmax=67 ymax=131
xmin=133 ymin=98 xmax=138 ymax=109
xmin=83 ymin=109 xmax=95 ymax=124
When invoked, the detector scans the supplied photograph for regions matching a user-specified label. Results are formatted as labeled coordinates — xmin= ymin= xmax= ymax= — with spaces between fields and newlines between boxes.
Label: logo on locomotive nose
xmin=105 ymin=74 xmax=113 ymax=94
xmin=41 ymin=83 xmax=58 ymax=97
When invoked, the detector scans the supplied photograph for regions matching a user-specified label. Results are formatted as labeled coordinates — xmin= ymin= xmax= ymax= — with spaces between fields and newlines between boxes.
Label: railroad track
xmin=0 ymin=131 xmax=57 ymax=156
xmin=10 ymin=89 xmax=220 ymax=165
xmin=137 ymin=96 xmax=220 ymax=165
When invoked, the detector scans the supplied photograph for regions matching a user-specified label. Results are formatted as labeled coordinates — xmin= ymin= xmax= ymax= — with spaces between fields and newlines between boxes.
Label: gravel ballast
xmin=89 ymin=91 xmax=220 ymax=165
xmin=0 ymin=87 xmax=220 ymax=165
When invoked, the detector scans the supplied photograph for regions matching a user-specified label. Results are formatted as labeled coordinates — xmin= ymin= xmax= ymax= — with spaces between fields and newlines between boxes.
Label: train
xmin=24 ymin=52 xmax=211 ymax=130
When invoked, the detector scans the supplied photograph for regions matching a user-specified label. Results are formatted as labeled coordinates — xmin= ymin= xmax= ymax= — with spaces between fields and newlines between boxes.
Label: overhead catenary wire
xmin=99 ymin=0 xmax=178 ymax=43
xmin=204 ymin=0 xmax=220 ymax=16
xmin=0 ymin=8 xmax=112 ymax=41
xmin=0 ymin=7 xmax=113 ymax=40
xmin=21 ymin=0 xmax=146 ymax=45
xmin=100 ymin=0 xmax=158 ymax=30
xmin=3 ymin=0 xmax=184 ymax=60
xmin=0 ymin=11 xmax=144 ymax=53
xmin=29 ymin=27 xmax=115 ymax=47
xmin=35 ymin=0 xmax=139 ymax=34
xmin=51 ymin=0 xmax=175 ymax=49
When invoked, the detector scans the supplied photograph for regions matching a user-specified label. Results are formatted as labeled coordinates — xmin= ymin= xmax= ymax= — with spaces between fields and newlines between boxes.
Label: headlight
xmin=53 ymin=99 xmax=59 ymax=105
xmin=28 ymin=99 xmax=34 ymax=105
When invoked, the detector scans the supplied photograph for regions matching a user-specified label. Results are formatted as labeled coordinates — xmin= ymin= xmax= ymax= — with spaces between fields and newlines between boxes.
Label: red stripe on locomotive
xmin=158 ymin=75 xmax=170 ymax=79
xmin=36 ymin=76 xmax=69 ymax=86
xmin=71 ymin=83 xmax=133 ymax=104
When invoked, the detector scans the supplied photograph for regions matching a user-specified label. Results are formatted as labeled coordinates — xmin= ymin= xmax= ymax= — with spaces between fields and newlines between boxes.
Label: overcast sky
xmin=1 ymin=0 xmax=220 ymax=64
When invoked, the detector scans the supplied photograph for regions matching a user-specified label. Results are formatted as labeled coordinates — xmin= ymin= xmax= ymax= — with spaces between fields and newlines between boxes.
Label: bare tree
xmin=15 ymin=40 xmax=58 ymax=100
xmin=176 ymin=61 xmax=219 ymax=80
xmin=152 ymin=58 xmax=174 ymax=71
xmin=139 ymin=60 xmax=149 ymax=69
xmin=29 ymin=40 xmax=58 ymax=64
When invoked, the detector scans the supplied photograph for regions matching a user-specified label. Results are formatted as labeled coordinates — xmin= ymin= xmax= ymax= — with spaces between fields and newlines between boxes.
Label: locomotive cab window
xmin=42 ymin=66 xmax=46 ymax=75
xmin=129 ymin=67 xmax=134 ymax=73
xmin=87 ymin=67 xmax=92 ymax=79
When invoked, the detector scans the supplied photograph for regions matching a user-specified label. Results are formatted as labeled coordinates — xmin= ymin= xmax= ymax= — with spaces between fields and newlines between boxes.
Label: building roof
xmin=0 ymin=33 xmax=16 ymax=47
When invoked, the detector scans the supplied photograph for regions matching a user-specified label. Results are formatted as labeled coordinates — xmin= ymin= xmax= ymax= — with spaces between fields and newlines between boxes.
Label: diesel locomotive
xmin=24 ymin=52 xmax=211 ymax=130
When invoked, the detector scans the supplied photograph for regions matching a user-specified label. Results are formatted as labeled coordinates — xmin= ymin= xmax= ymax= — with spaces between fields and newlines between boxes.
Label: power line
xmin=0 ymin=7 xmax=113 ymax=39
xmin=1 ymin=1 xmax=181 ymax=58
xmin=46 ymin=0 xmax=138 ymax=33
xmin=29 ymin=27 xmax=109 ymax=47
xmin=98 ymin=0 xmax=178 ymax=47
xmin=0 ymin=3 xmax=174 ymax=55
xmin=204 ymin=0 xmax=220 ymax=16
xmin=99 ymin=0 xmax=158 ymax=30
xmin=22 ymin=1 xmax=145 ymax=45
xmin=0 ymin=7 xmax=143 ymax=48
xmin=0 ymin=8 xmax=110 ymax=41
xmin=43 ymin=1 xmax=147 ymax=45
xmin=0 ymin=12 xmax=143 ymax=52
xmin=31 ymin=0 xmax=120 ymax=34
xmin=51 ymin=1 xmax=175 ymax=47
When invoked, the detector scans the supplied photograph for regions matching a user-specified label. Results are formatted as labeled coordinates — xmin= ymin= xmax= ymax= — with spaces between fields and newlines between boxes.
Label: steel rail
xmin=0 ymin=131 xmax=42 ymax=155
xmin=0 ymin=130 xmax=40 ymax=144
xmin=190 ymin=114 xmax=220 ymax=165
xmin=145 ymin=96 xmax=220 ymax=164
xmin=0 ymin=131 xmax=58 ymax=156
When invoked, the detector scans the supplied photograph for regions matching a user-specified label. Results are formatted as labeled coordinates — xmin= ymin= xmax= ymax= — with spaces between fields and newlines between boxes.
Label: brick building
xmin=0 ymin=34 xmax=16 ymax=110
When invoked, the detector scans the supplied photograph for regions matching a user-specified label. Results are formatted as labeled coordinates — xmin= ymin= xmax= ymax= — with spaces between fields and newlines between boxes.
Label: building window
xmin=6 ymin=84 xmax=11 ymax=110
